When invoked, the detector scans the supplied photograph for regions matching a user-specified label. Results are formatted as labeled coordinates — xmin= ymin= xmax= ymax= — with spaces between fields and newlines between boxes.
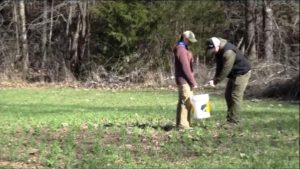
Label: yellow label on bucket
xmin=206 ymin=101 xmax=211 ymax=113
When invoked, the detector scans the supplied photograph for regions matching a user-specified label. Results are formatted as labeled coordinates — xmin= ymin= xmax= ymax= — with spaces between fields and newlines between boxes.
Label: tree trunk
xmin=66 ymin=2 xmax=74 ymax=36
xmin=263 ymin=0 xmax=274 ymax=62
xmin=13 ymin=0 xmax=20 ymax=65
xmin=48 ymin=0 xmax=54 ymax=49
xmin=245 ymin=0 xmax=257 ymax=61
xmin=68 ymin=1 xmax=90 ymax=79
xmin=79 ymin=1 xmax=87 ymax=59
xmin=70 ymin=3 xmax=81 ymax=77
xmin=19 ymin=0 xmax=29 ymax=80
xmin=86 ymin=2 xmax=91 ymax=69
xmin=41 ymin=0 xmax=48 ymax=81
xmin=63 ymin=3 xmax=76 ymax=82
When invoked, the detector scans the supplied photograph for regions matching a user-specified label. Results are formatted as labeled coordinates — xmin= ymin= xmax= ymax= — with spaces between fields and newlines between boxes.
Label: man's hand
xmin=204 ymin=80 xmax=215 ymax=88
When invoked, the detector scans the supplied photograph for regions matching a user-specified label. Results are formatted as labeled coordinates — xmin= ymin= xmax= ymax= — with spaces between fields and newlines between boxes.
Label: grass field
xmin=0 ymin=88 xmax=299 ymax=169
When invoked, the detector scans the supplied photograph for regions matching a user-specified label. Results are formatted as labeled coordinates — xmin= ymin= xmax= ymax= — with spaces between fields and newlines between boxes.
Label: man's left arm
xmin=213 ymin=50 xmax=236 ymax=85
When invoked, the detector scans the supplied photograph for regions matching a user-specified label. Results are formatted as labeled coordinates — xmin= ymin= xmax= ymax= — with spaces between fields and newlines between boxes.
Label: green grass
xmin=0 ymin=88 xmax=299 ymax=169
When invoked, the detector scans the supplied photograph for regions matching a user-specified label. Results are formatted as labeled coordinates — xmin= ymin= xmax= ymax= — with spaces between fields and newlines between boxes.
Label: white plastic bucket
xmin=191 ymin=94 xmax=211 ymax=119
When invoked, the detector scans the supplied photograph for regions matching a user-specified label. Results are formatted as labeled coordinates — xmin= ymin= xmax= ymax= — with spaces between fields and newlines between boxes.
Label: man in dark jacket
xmin=206 ymin=37 xmax=251 ymax=125
xmin=174 ymin=30 xmax=198 ymax=129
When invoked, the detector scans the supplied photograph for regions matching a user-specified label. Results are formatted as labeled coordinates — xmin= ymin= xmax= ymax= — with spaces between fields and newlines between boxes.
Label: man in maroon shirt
xmin=174 ymin=30 xmax=198 ymax=129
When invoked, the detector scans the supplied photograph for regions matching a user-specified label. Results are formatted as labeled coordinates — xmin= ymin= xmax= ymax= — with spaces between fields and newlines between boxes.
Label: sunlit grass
xmin=0 ymin=88 xmax=298 ymax=169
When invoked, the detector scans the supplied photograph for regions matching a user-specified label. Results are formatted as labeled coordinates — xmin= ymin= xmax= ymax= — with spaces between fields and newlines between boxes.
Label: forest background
xmin=0 ymin=0 xmax=299 ymax=100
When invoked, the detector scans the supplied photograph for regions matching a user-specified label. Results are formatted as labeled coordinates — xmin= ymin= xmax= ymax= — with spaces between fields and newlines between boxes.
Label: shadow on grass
xmin=0 ymin=103 xmax=178 ymax=131
xmin=103 ymin=122 xmax=175 ymax=131
xmin=1 ymin=103 xmax=297 ymax=132
xmin=0 ymin=103 xmax=174 ymax=115
xmin=0 ymin=103 xmax=178 ymax=132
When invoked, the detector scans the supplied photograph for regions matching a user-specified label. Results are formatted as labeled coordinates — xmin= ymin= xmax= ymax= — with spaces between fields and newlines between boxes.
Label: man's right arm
xmin=214 ymin=50 xmax=236 ymax=85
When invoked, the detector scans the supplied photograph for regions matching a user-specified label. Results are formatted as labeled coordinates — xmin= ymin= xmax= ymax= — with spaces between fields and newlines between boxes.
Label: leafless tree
xmin=263 ymin=0 xmax=274 ymax=62
xmin=41 ymin=0 xmax=47 ymax=81
xmin=19 ymin=0 xmax=29 ymax=79
xmin=245 ymin=0 xmax=257 ymax=61
xmin=12 ymin=0 xmax=20 ymax=65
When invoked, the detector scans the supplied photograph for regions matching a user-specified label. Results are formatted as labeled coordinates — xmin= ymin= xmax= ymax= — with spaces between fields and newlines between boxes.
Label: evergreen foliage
xmin=89 ymin=0 xmax=227 ymax=73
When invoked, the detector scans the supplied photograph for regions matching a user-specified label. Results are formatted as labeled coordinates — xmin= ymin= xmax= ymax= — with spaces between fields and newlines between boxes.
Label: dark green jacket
xmin=214 ymin=38 xmax=251 ymax=84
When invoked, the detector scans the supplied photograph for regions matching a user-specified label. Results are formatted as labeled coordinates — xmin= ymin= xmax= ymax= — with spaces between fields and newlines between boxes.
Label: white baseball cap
xmin=183 ymin=30 xmax=197 ymax=43
xmin=206 ymin=37 xmax=220 ymax=49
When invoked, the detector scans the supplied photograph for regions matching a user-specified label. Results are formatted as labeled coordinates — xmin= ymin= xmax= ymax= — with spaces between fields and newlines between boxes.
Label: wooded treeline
xmin=0 ymin=0 xmax=299 ymax=98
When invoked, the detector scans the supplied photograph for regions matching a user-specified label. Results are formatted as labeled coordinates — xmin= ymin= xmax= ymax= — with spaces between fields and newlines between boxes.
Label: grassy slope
xmin=0 ymin=88 xmax=298 ymax=169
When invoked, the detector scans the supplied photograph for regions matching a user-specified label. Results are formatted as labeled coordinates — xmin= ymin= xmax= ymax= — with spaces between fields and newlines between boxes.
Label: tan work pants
xmin=176 ymin=84 xmax=193 ymax=129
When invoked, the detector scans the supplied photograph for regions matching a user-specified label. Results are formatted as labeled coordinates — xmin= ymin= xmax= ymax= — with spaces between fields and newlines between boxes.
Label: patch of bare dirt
xmin=0 ymin=159 xmax=45 ymax=169
xmin=0 ymin=148 xmax=45 ymax=169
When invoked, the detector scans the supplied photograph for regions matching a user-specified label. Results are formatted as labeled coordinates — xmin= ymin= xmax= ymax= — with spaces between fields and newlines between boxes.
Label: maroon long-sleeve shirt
xmin=173 ymin=45 xmax=197 ymax=87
